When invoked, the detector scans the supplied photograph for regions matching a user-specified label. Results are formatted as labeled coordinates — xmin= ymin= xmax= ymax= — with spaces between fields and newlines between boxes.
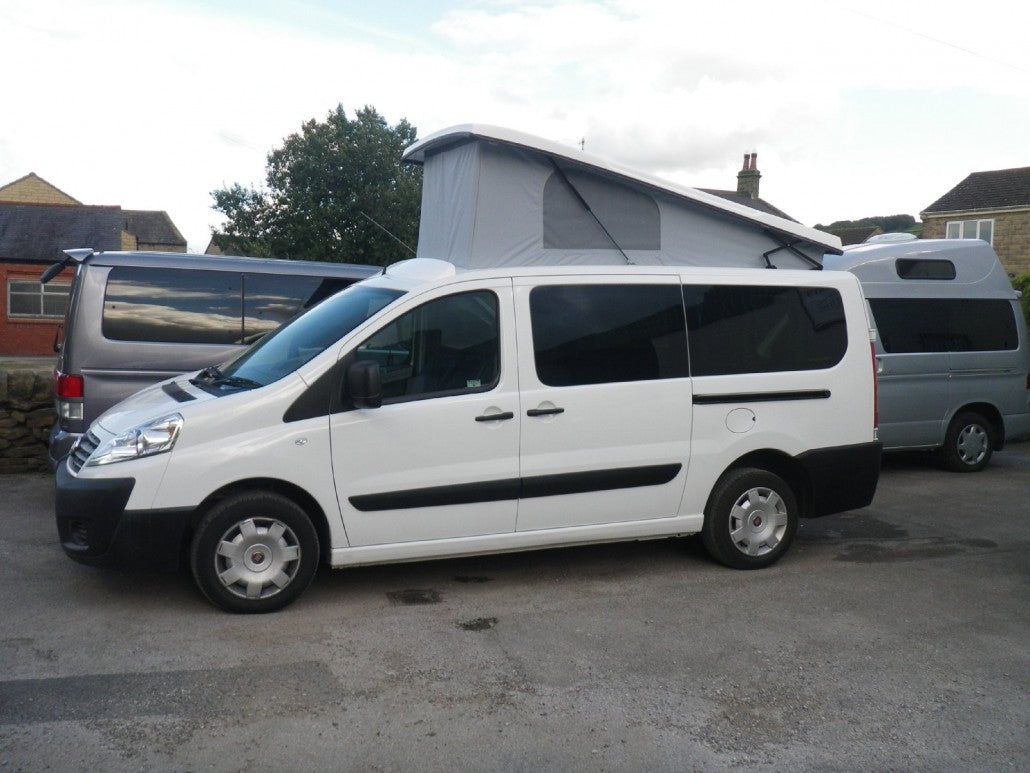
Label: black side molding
xmin=693 ymin=390 xmax=830 ymax=405
xmin=348 ymin=463 xmax=682 ymax=512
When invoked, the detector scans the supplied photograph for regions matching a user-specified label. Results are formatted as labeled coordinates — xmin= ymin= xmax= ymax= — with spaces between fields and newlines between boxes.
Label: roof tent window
xmin=895 ymin=258 xmax=956 ymax=280
xmin=543 ymin=169 xmax=660 ymax=250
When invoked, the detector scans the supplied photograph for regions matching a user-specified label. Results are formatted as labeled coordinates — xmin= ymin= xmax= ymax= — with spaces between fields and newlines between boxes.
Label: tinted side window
xmin=684 ymin=285 xmax=847 ymax=376
xmin=103 ymin=267 xmax=242 ymax=344
xmin=355 ymin=291 xmax=500 ymax=402
xmin=529 ymin=284 xmax=688 ymax=386
xmin=243 ymin=275 xmax=353 ymax=342
xmin=869 ymin=298 xmax=1017 ymax=353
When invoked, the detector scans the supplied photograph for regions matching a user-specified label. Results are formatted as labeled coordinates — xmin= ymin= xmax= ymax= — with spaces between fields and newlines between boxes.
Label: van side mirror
xmin=347 ymin=361 xmax=382 ymax=408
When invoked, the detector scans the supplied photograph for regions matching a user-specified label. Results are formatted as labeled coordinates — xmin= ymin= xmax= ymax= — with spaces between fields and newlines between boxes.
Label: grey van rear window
xmin=103 ymin=267 xmax=351 ymax=344
xmin=869 ymin=298 xmax=1017 ymax=353
xmin=684 ymin=285 xmax=847 ymax=376
xmin=895 ymin=259 xmax=956 ymax=280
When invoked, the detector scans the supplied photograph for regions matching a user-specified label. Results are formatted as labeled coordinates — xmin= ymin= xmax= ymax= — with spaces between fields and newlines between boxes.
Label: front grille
xmin=68 ymin=430 xmax=100 ymax=473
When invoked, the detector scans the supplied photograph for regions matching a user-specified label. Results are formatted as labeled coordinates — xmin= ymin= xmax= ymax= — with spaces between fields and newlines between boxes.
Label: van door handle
xmin=527 ymin=407 xmax=565 ymax=417
xmin=476 ymin=411 xmax=514 ymax=422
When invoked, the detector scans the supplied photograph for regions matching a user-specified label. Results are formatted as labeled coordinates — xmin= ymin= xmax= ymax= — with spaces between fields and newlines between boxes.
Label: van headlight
xmin=86 ymin=413 xmax=184 ymax=466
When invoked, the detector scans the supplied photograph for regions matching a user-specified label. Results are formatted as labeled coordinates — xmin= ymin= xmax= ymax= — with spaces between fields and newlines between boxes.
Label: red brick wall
xmin=0 ymin=263 xmax=75 ymax=356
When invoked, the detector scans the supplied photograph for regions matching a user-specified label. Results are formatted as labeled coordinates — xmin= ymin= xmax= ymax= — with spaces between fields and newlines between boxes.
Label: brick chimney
xmin=736 ymin=152 xmax=761 ymax=199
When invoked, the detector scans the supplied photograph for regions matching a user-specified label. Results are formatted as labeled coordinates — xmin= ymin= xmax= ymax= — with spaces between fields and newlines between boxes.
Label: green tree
xmin=815 ymin=214 xmax=920 ymax=235
xmin=211 ymin=105 xmax=421 ymax=265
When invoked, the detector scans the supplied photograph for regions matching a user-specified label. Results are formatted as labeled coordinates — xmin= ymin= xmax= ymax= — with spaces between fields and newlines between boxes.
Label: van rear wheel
xmin=190 ymin=492 xmax=319 ymax=613
xmin=702 ymin=468 xmax=798 ymax=570
xmin=941 ymin=411 xmax=994 ymax=472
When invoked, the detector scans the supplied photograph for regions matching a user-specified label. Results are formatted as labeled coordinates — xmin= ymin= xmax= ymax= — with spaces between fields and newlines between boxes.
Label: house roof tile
xmin=122 ymin=209 xmax=186 ymax=246
xmin=0 ymin=203 xmax=124 ymax=263
xmin=923 ymin=166 xmax=1030 ymax=214
xmin=698 ymin=189 xmax=798 ymax=223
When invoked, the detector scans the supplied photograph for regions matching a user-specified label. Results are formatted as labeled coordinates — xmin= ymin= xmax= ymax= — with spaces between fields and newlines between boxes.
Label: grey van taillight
xmin=54 ymin=370 xmax=84 ymax=423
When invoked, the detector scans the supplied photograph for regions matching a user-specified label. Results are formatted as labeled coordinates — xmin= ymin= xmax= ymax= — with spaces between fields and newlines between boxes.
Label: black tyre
xmin=190 ymin=492 xmax=320 ymax=613
xmin=702 ymin=468 xmax=798 ymax=570
xmin=940 ymin=411 xmax=994 ymax=472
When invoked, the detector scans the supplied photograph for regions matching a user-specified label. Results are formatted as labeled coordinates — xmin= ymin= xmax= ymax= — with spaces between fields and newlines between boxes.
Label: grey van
xmin=824 ymin=238 xmax=1030 ymax=471
xmin=44 ymin=249 xmax=378 ymax=467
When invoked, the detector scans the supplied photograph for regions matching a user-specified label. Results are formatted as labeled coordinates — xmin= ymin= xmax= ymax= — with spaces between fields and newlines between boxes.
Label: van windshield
xmin=194 ymin=284 xmax=403 ymax=390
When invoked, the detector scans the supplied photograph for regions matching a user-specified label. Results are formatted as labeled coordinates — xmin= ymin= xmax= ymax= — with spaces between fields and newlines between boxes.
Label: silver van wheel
xmin=942 ymin=411 xmax=994 ymax=472
xmin=190 ymin=492 xmax=319 ymax=613
xmin=702 ymin=468 xmax=798 ymax=570
xmin=728 ymin=486 xmax=789 ymax=557
xmin=214 ymin=517 xmax=302 ymax=600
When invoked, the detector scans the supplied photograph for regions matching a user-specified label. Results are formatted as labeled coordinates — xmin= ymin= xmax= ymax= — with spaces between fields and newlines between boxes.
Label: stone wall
xmin=0 ymin=363 xmax=54 ymax=473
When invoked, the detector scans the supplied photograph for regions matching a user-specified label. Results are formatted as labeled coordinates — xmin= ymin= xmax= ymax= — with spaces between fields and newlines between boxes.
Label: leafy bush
xmin=1013 ymin=274 xmax=1030 ymax=329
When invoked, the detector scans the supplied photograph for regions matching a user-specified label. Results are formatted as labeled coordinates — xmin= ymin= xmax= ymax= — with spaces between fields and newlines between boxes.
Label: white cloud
xmin=2 ymin=0 xmax=1027 ymax=249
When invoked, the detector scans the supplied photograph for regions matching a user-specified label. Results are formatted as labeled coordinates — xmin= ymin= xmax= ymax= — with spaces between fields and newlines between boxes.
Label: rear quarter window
xmin=869 ymin=298 xmax=1017 ymax=353
xmin=684 ymin=285 xmax=847 ymax=376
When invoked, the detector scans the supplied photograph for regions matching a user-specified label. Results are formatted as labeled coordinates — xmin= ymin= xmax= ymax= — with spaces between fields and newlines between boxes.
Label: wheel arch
xmin=708 ymin=449 xmax=813 ymax=518
xmin=949 ymin=403 xmax=1005 ymax=449
xmin=186 ymin=478 xmax=332 ymax=564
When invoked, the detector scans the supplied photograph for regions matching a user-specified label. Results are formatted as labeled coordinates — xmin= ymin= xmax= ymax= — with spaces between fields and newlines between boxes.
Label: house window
xmin=945 ymin=219 xmax=993 ymax=244
xmin=7 ymin=280 xmax=70 ymax=319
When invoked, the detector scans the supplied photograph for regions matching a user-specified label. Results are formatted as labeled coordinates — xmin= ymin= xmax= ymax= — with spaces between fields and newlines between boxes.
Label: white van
xmin=824 ymin=238 xmax=1030 ymax=471
xmin=55 ymin=259 xmax=880 ymax=612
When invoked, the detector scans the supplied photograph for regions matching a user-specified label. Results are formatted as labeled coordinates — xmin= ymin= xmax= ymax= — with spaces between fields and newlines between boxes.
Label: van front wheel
xmin=190 ymin=492 xmax=320 ymax=613
xmin=941 ymin=411 xmax=994 ymax=472
xmin=702 ymin=468 xmax=798 ymax=570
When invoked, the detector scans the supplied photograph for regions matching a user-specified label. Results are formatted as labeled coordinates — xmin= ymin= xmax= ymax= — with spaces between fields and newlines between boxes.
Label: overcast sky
xmin=2 ymin=0 xmax=1027 ymax=253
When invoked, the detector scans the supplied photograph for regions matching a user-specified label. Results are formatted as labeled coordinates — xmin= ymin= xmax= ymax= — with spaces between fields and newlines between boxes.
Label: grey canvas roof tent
xmin=402 ymin=124 xmax=841 ymax=270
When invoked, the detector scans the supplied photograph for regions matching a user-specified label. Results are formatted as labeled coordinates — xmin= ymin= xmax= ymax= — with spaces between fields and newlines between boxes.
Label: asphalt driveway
xmin=1 ymin=444 xmax=1028 ymax=771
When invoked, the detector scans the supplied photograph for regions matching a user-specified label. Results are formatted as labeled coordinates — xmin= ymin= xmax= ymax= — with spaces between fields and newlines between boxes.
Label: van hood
xmin=94 ymin=377 xmax=211 ymax=436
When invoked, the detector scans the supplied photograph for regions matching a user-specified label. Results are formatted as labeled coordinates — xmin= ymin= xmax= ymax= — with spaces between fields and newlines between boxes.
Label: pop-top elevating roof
xmin=403 ymin=124 xmax=841 ymax=271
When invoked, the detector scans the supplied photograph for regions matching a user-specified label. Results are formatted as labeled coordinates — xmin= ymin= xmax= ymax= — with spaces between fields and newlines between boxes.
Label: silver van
xmin=824 ymin=238 xmax=1030 ymax=471
xmin=43 ymin=249 xmax=378 ymax=467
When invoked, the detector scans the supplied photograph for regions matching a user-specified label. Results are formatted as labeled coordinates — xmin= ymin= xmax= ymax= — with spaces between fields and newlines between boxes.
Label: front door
xmin=513 ymin=276 xmax=692 ymax=532
xmin=331 ymin=280 xmax=520 ymax=546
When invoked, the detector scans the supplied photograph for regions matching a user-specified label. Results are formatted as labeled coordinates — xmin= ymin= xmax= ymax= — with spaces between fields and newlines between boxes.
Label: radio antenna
xmin=359 ymin=211 xmax=416 ymax=255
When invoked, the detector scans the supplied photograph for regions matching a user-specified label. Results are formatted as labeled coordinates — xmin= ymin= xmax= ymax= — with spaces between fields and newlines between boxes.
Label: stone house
xmin=921 ymin=166 xmax=1030 ymax=277
xmin=0 ymin=173 xmax=187 ymax=356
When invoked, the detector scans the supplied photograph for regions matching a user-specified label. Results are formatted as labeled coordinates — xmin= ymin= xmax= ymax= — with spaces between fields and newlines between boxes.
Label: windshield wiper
xmin=190 ymin=366 xmax=262 ymax=391
xmin=190 ymin=366 xmax=222 ymax=386
xmin=208 ymin=375 xmax=263 ymax=390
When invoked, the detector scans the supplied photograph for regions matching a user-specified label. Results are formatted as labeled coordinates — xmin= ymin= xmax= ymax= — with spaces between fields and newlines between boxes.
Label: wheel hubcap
xmin=729 ymin=486 xmax=788 ymax=557
xmin=214 ymin=517 xmax=302 ymax=600
xmin=956 ymin=424 xmax=988 ymax=465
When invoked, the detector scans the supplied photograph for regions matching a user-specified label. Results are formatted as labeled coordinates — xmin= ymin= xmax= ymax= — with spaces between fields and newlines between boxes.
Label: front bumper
xmin=48 ymin=423 xmax=79 ymax=472
xmin=55 ymin=462 xmax=191 ymax=570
